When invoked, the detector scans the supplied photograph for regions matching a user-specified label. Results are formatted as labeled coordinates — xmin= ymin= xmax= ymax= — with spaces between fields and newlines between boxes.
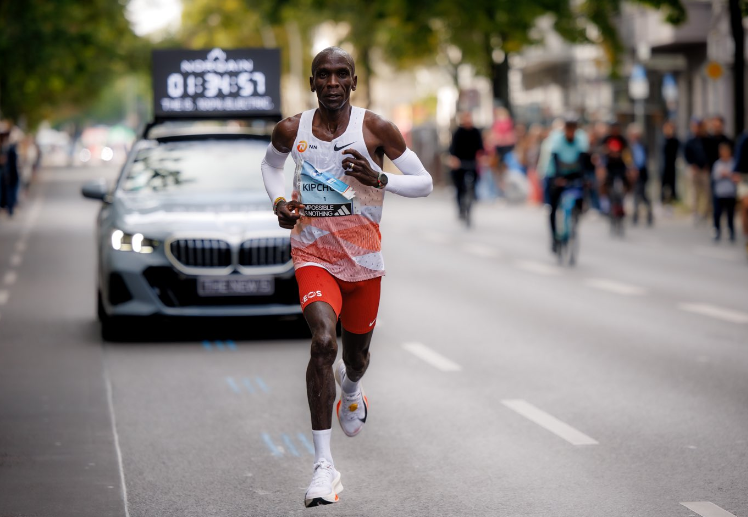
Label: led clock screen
xmin=152 ymin=48 xmax=281 ymax=118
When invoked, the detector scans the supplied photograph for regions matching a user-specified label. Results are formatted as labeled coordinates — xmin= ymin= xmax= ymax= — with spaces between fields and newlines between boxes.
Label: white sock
xmin=340 ymin=364 xmax=361 ymax=395
xmin=312 ymin=429 xmax=333 ymax=465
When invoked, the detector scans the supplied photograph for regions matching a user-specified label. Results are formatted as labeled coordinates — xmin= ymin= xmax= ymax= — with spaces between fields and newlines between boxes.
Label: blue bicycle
xmin=554 ymin=179 xmax=585 ymax=266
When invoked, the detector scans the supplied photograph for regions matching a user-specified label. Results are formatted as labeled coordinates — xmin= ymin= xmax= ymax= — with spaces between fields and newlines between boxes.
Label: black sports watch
xmin=376 ymin=172 xmax=388 ymax=189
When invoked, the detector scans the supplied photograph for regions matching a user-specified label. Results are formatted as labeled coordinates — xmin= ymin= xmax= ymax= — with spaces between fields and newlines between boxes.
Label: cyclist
xmin=448 ymin=111 xmax=484 ymax=223
xmin=546 ymin=115 xmax=590 ymax=252
xmin=601 ymin=122 xmax=631 ymax=222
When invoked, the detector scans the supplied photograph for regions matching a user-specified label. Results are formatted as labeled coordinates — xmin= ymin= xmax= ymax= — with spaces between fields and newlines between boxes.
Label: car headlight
xmin=111 ymin=229 xmax=159 ymax=254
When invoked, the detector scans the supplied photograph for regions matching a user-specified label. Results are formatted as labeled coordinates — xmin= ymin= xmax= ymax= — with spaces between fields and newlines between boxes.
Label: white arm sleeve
xmin=261 ymin=143 xmax=290 ymax=204
xmin=385 ymin=148 xmax=433 ymax=198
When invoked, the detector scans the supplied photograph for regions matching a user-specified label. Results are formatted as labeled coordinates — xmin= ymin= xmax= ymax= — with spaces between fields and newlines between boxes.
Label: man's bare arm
xmin=359 ymin=112 xmax=432 ymax=198
xmin=272 ymin=114 xmax=302 ymax=153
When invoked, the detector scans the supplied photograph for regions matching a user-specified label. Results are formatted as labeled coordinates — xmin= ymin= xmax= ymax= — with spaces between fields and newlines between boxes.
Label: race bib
xmin=298 ymin=161 xmax=355 ymax=217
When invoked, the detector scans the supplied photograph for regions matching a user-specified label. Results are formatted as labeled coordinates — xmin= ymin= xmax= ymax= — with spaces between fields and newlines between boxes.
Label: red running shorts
xmin=295 ymin=266 xmax=381 ymax=334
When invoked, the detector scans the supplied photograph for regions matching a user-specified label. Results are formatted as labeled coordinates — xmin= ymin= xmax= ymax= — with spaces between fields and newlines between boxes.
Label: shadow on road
xmin=99 ymin=315 xmax=312 ymax=344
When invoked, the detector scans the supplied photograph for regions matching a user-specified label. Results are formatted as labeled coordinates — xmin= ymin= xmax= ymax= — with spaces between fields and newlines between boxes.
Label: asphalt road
xmin=0 ymin=165 xmax=747 ymax=517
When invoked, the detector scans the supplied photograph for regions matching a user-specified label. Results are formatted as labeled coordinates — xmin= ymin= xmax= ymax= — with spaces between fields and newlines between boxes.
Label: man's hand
xmin=276 ymin=200 xmax=304 ymax=229
xmin=342 ymin=149 xmax=379 ymax=187
xmin=447 ymin=155 xmax=461 ymax=170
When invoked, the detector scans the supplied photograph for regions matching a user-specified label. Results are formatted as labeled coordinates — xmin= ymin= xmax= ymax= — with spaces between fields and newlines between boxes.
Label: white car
xmin=82 ymin=122 xmax=299 ymax=340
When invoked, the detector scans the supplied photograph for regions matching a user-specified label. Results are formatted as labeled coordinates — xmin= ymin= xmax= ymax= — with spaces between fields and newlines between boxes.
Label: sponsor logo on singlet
xmin=297 ymin=141 xmax=308 ymax=152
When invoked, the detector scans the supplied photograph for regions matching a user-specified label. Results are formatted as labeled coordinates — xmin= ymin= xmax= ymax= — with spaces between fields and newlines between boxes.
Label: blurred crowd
xmin=0 ymin=121 xmax=41 ymax=219
xmin=448 ymin=108 xmax=748 ymax=248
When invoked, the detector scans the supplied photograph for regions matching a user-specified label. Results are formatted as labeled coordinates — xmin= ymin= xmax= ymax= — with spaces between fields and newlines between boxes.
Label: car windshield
xmin=122 ymin=138 xmax=293 ymax=193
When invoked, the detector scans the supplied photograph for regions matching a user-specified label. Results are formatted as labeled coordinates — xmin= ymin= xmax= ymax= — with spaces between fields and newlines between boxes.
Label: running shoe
xmin=304 ymin=459 xmax=343 ymax=507
xmin=334 ymin=359 xmax=369 ymax=437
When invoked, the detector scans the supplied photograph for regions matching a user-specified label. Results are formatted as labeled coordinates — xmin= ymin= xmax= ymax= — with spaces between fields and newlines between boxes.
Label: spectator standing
xmin=683 ymin=119 xmax=710 ymax=223
xmin=731 ymin=133 xmax=748 ymax=254
xmin=705 ymin=115 xmax=733 ymax=233
xmin=711 ymin=141 xmax=737 ymax=241
xmin=628 ymin=123 xmax=653 ymax=225
xmin=661 ymin=121 xmax=680 ymax=204
xmin=0 ymin=129 xmax=20 ymax=217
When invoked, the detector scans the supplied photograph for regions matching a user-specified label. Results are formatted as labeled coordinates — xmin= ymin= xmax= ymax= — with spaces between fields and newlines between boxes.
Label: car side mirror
xmin=81 ymin=179 xmax=110 ymax=201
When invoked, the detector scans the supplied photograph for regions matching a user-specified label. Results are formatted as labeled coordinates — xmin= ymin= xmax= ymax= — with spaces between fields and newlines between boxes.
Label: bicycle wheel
xmin=568 ymin=210 xmax=580 ymax=266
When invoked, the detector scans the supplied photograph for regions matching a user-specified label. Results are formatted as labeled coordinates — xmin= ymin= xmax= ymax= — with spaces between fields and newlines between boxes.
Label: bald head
xmin=312 ymin=47 xmax=355 ymax=76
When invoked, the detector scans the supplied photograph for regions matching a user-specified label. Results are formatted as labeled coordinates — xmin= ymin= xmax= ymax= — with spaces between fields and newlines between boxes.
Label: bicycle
xmin=554 ymin=179 xmax=585 ymax=266
xmin=454 ymin=160 xmax=478 ymax=228
xmin=609 ymin=175 xmax=626 ymax=237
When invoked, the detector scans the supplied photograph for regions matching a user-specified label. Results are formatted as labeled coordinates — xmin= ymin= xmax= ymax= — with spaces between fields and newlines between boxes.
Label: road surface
xmin=0 ymin=165 xmax=746 ymax=516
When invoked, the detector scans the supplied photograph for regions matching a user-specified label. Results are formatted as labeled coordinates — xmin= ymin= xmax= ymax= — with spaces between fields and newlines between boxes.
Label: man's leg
xmin=713 ymin=198 xmax=724 ymax=240
xmin=726 ymin=198 xmax=736 ymax=241
xmin=341 ymin=329 xmax=374 ymax=389
xmin=334 ymin=277 xmax=381 ymax=437
xmin=304 ymin=301 xmax=339 ymax=434
xmin=295 ymin=267 xmax=345 ymax=507
xmin=549 ymin=185 xmax=561 ymax=250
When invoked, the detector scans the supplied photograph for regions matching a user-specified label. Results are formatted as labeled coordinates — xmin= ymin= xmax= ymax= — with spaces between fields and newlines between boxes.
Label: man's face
xmin=711 ymin=117 xmax=724 ymax=135
xmin=459 ymin=112 xmax=473 ymax=128
xmin=564 ymin=124 xmax=576 ymax=142
xmin=310 ymin=53 xmax=357 ymax=111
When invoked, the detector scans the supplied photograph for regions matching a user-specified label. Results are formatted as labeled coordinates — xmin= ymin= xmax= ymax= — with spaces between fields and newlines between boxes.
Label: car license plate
xmin=197 ymin=276 xmax=275 ymax=297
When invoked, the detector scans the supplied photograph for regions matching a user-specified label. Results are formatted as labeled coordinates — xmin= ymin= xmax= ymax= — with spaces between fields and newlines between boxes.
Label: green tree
xmin=0 ymin=0 xmax=147 ymax=129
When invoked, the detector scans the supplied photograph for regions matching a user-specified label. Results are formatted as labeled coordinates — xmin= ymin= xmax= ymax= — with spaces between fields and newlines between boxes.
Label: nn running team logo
xmin=297 ymin=141 xmax=308 ymax=152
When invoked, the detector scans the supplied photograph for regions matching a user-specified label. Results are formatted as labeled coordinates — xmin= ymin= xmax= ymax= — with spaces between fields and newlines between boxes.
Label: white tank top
xmin=289 ymin=106 xmax=385 ymax=281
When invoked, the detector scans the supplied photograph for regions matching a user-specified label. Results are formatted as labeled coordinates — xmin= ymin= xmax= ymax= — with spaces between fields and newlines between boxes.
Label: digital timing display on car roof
xmin=152 ymin=48 xmax=281 ymax=118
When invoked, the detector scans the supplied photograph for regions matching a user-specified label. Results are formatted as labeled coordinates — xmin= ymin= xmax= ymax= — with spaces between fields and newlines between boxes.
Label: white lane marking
xmin=501 ymin=399 xmax=599 ymax=446
xmin=678 ymin=303 xmax=748 ymax=325
xmin=693 ymin=247 xmax=740 ymax=262
xmin=0 ymin=290 xmax=9 ymax=305
xmin=10 ymin=254 xmax=22 ymax=267
xmin=422 ymin=232 xmax=451 ymax=245
xmin=515 ymin=260 xmax=560 ymax=276
xmin=104 ymin=364 xmax=131 ymax=517
xmin=402 ymin=342 xmax=462 ymax=372
xmin=3 ymin=271 xmax=17 ymax=286
xmin=681 ymin=501 xmax=738 ymax=517
xmin=463 ymin=243 xmax=501 ymax=259
xmin=585 ymin=278 xmax=647 ymax=296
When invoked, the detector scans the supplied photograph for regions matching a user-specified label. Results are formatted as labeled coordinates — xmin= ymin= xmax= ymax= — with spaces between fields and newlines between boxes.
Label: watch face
xmin=379 ymin=173 xmax=388 ymax=186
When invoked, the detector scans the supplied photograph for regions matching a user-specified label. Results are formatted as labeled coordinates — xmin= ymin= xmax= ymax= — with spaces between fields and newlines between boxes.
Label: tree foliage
xmin=0 ymin=0 xmax=147 ymax=128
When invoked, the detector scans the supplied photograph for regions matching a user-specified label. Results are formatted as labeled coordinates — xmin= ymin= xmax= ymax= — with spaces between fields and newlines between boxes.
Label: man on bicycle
xmin=546 ymin=115 xmax=590 ymax=252
xmin=448 ymin=111 xmax=484 ymax=222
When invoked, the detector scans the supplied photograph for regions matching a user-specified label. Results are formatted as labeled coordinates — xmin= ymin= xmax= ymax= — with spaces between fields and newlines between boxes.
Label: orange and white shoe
xmin=304 ymin=459 xmax=343 ymax=507
xmin=334 ymin=359 xmax=369 ymax=437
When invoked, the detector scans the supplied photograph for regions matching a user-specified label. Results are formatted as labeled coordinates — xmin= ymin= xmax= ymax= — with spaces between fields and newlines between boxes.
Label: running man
xmin=260 ymin=47 xmax=433 ymax=507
